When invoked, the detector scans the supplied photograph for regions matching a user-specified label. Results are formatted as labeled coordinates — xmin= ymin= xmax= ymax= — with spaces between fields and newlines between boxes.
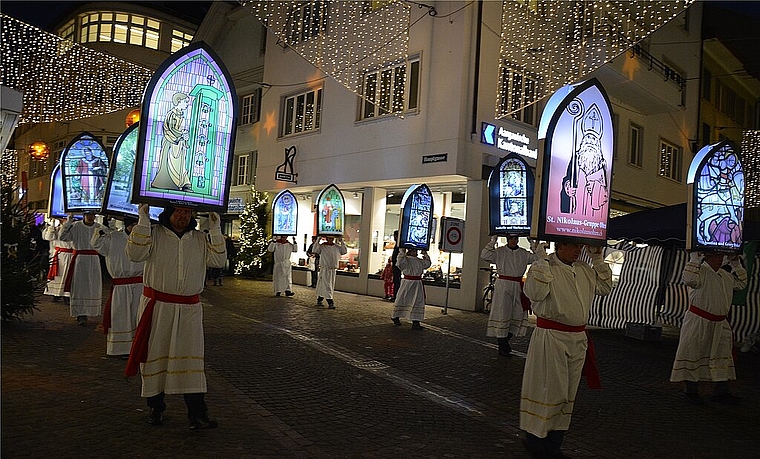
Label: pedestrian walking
xmin=670 ymin=251 xmax=747 ymax=405
xmin=91 ymin=218 xmax=143 ymax=357
xmin=390 ymin=230 xmax=401 ymax=301
xmin=520 ymin=242 xmax=612 ymax=458
xmin=313 ymin=236 xmax=347 ymax=309
xmin=225 ymin=235 xmax=237 ymax=275
xmin=480 ymin=235 xmax=546 ymax=356
xmin=307 ymin=235 xmax=320 ymax=288
xmin=59 ymin=212 xmax=104 ymax=325
xmin=391 ymin=248 xmax=431 ymax=330
xmin=380 ymin=259 xmax=395 ymax=300
xmin=42 ymin=219 xmax=73 ymax=304
xmin=267 ymin=235 xmax=297 ymax=296
xmin=124 ymin=204 xmax=227 ymax=429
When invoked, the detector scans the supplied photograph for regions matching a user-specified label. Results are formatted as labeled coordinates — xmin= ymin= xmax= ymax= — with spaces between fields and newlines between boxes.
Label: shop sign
xmin=275 ymin=146 xmax=298 ymax=183
xmin=226 ymin=197 xmax=245 ymax=214
xmin=481 ymin=122 xmax=538 ymax=159
xmin=422 ymin=153 xmax=447 ymax=164
xmin=531 ymin=78 xmax=614 ymax=244
xmin=686 ymin=140 xmax=744 ymax=252
xmin=133 ymin=42 xmax=238 ymax=212
xmin=271 ymin=190 xmax=298 ymax=235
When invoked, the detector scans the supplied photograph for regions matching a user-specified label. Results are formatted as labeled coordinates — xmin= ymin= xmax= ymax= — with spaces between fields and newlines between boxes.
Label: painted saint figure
xmin=76 ymin=147 xmax=107 ymax=203
xmin=151 ymin=92 xmax=192 ymax=192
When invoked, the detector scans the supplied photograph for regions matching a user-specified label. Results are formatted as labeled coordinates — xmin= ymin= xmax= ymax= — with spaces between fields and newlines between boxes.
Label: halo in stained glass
xmin=399 ymin=184 xmax=434 ymax=250
xmin=272 ymin=189 xmax=298 ymax=236
xmin=316 ymin=184 xmax=345 ymax=236
xmin=60 ymin=132 xmax=109 ymax=213
xmin=488 ymin=153 xmax=534 ymax=236
xmin=132 ymin=42 xmax=238 ymax=212
xmin=48 ymin=163 xmax=66 ymax=218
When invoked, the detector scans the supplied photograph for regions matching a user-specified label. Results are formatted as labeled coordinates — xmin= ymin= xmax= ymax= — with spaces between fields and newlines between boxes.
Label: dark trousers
xmin=524 ymin=431 xmax=565 ymax=457
xmin=147 ymin=392 xmax=208 ymax=420
xmin=392 ymin=266 xmax=401 ymax=299
xmin=310 ymin=268 xmax=318 ymax=287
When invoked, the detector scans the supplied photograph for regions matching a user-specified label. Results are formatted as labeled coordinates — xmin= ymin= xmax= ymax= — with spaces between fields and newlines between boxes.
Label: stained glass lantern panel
xmin=317 ymin=184 xmax=345 ymax=236
xmin=48 ymin=164 xmax=66 ymax=218
xmin=488 ymin=153 xmax=534 ymax=236
xmin=272 ymin=189 xmax=298 ymax=236
xmin=60 ymin=132 xmax=109 ymax=213
xmin=399 ymin=184 xmax=434 ymax=250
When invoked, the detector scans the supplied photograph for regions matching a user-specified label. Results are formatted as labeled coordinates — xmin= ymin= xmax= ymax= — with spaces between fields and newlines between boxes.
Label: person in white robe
xmin=391 ymin=248 xmax=432 ymax=330
xmin=313 ymin=236 xmax=347 ymax=309
xmin=520 ymin=242 xmax=612 ymax=458
xmin=267 ymin=235 xmax=297 ymax=296
xmin=59 ymin=212 xmax=103 ymax=325
xmin=481 ymin=235 xmax=545 ymax=356
xmin=670 ymin=251 xmax=747 ymax=405
xmin=91 ymin=219 xmax=144 ymax=356
xmin=125 ymin=205 xmax=226 ymax=429
xmin=42 ymin=219 xmax=73 ymax=303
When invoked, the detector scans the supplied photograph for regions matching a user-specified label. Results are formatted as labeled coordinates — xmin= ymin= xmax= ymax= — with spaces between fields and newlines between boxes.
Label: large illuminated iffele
xmin=48 ymin=164 xmax=66 ymax=218
xmin=60 ymin=132 xmax=109 ymax=213
xmin=398 ymin=184 xmax=434 ymax=250
xmin=531 ymin=78 xmax=614 ymax=244
xmin=488 ymin=153 xmax=534 ymax=236
xmin=133 ymin=42 xmax=238 ymax=212
xmin=686 ymin=141 xmax=744 ymax=252
xmin=316 ymin=184 xmax=345 ymax=237
xmin=101 ymin=123 xmax=162 ymax=221
xmin=272 ymin=189 xmax=298 ymax=236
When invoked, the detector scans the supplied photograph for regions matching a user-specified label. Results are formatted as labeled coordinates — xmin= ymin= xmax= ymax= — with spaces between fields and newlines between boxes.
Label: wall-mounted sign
xmin=481 ymin=122 xmax=538 ymax=159
xmin=275 ymin=146 xmax=298 ymax=183
xmin=272 ymin=189 xmax=298 ymax=236
xmin=101 ymin=123 xmax=162 ymax=221
xmin=133 ymin=42 xmax=238 ymax=212
xmin=687 ymin=140 xmax=744 ymax=252
xmin=398 ymin=184 xmax=434 ymax=250
xmin=488 ymin=153 xmax=534 ymax=236
xmin=316 ymin=184 xmax=345 ymax=236
xmin=227 ymin=197 xmax=245 ymax=214
xmin=439 ymin=216 xmax=465 ymax=253
xmin=48 ymin=163 xmax=66 ymax=218
xmin=531 ymin=78 xmax=614 ymax=244
xmin=422 ymin=153 xmax=448 ymax=164
xmin=61 ymin=132 xmax=109 ymax=213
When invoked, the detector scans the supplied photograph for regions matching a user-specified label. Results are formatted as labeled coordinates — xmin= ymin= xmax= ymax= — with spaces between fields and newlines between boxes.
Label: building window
xmin=360 ymin=56 xmax=420 ymax=120
xmin=58 ymin=19 xmax=75 ymax=41
xmin=240 ymin=89 xmax=262 ymax=125
xmin=659 ymin=139 xmax=682 ymax=182
xmin=498 ymin=61 xmax=541 ymax=126
xmin=285 ymin=1 xmax=328 ymax=45
xmin=362 ymin=0 xmax=395 ymax=13
xmin=628 ymin=123 xmax=642 ymax=167
xmin=171 ymin=30 xmax=194 ymax=53
xmin=78 ymin=12 xmax=164 ymax=50
xmin=282 ymin=88 xmax=323 ymax=136
xmin=235 ymin=154 xmax=250 ymax=186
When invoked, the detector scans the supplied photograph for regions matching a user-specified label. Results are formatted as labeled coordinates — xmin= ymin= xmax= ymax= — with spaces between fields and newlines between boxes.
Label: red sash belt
xmin=47 ymin=247 xmax=73 ymax=280
xmin=689 ymin=305 xmax=727 ymax=322
xmin=537 ymin=317 xmax=601 ymax=390
xmin=62 ymin=249 xmax=99 ymax=292
xmin=498 ymin=275 xmax=532 ymax=311
xmin=124 ymin=287 xmax=200 ymax=377
xmin=102 ymin=276 xmax=143 ymax=335
xmin=404 ymin=275 xmax=422 ymax=280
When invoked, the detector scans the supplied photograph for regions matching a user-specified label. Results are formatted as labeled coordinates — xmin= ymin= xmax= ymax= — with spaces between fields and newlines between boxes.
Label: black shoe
xmin=392 ymin=317 xmax=401 ymax=326
xmin=52 ymin=296 xmax=60 ymax=303
xmin=685 ymin=392 xmax=705 ymax=405
xmin=189 ymin=415 xmax=218 ymax=430
xmin=412 ymin=321 xmax=424 ymax=330
xmin=77 ymin=315 xmax=87 ymax=326
xmin=276 ymin=292 xmax=281 ymax=297
xmin=285 ymin=291 xmax=295 ymax=297
xmin=147 ymin=408 xmax=164 ymax=425
xmin=327 ymin=302 xmax=335 ymax=309
xmin=712 ymin=393 xmax=742 ymax=405
xmin=498 ymin=338 xmax=512 ymax=356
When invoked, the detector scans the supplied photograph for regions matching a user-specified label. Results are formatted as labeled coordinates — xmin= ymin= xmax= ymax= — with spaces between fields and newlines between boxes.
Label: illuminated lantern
xmin=488 ymin=153 xmax=534 ymax=236
xmin=686 ymin=140 xmax=744 ymax=252
xmin=101 ymin=122 xmax=162 ymax=220
xmin=531 ymin=78 xmax=614 ymax=244
xmin=28 ymin=141 xmax=50 ymax=161
xmin=60 ymin=132 xmax=109 ymax=213
xmin=316 ymin=184 xmax=345 ymax=237
xmin=125 ymin=109 xmax=141 ymax=127
xmin=47 ymin=163 xmax=66 ymax=218
xmin=133 ymin=42 xmax=238 ymax=212
xmin=398 ymin=184 xmax=434 ymax=250
xmin=272 ymin=189 xmax=298 ymax=236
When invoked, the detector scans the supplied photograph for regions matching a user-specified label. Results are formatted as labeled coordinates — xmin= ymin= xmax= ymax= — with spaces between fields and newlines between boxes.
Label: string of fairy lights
xmin=0 ymin=14 xmax=153 ymax=124
xmin=496 ymin=0 xmax=694 ymax=120
xmin=742 ymin=131 xmax=759 ymax=208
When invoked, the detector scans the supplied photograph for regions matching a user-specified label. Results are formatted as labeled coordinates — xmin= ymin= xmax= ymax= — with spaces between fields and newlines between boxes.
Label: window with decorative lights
xmin=240 ymin=89 xmax=262 ymax=125
xmin=282 ymin=87 xmax=323 ymax=137
xmin=497 ymin=61 xmax=541 ymax=126
xmin=360 ymin=56 xmax=420 ymax=120
xmin=659 ymin=139 xmax=683 ymax=182
xmin=285 ymin=1 xmax=328 ymax=45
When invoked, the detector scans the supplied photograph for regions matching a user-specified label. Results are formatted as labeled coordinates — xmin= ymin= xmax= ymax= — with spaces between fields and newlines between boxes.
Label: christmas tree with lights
xmin=236 ymin=188 xmax=270 ymax=277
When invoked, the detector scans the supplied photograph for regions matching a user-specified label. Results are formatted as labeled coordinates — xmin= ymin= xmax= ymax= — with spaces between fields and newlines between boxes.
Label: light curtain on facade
xmin=742 ymin=131 xmax=760 ymax=209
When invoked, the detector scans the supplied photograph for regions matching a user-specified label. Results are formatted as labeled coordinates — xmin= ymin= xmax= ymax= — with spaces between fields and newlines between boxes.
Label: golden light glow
xmin=621 ymin=53 xmax=640 ymax=81
xmin=262 ymin=111 xmax=277 ymax=136
xmin=28 ymin=141 xmax=50 ymax=161
xmin=125 ymin=109 xmax=141 ymax=127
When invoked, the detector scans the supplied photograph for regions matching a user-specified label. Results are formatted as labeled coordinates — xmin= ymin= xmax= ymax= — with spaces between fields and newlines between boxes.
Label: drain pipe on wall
xmin=470 ymin=0 xmax=483 ymax=141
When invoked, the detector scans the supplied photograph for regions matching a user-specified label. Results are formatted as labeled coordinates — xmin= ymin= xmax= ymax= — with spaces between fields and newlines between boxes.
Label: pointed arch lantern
xmin=316 ymin=184 xmax=345 ymax=237
xmin=488 ymin=153 xmax=534 ymax=236
xmin=398 ymin=184 xmax=434 ymax=250
xmin=60 ymin=132 xmax=109 ymax=213
xmin=272 ymin=189 xmax=298 ymax=236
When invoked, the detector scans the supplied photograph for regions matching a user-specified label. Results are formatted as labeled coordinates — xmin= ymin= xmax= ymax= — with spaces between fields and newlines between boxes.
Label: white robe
xmin=313 ymin=241 xmax=347 ymax=300
xmin=92 ymin=229 xmax=144 ymax=356
xmin=670 ymin=260 xmax=747 ymax=383
xmin=520 ymin=253 xmax=612 ymax=438
xmin=267 ymin=240 xmax=297 ymax=293
xmin=42 ymin=225 xmax=72 ymax=298
xmin=481 ymin=242 xmax=539 ymax=337
xmin=59 ymin=221 xmax=103 ymax=317
xmin=127 ymin=222 xmax=226 ymax=397
xmin=392 ymin=251 xmax=431 ymax=321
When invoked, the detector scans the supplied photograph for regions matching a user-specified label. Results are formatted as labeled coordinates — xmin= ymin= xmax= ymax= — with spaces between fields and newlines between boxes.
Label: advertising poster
xmin=687 ymin=141 xmax=744 ymax=252
xmin=488 ymin=153 xmax=534 ymax=235
xmin=398 ymin=184 xmax=434 ymax=250
xmin=272 ymin=189 xmax=298 ymax=236
xmin=133 ymin=42 xmax=238 ymax=211
xmin=317 ymin=184 xmax=345 ymax=236
xmin=101 ymin=123 xmax=162 ymax=221
xmin=60 ymin=132 xmax=109 ymax=213
xmin=48 ymin=164 xmax=66 ymax=218
xmin=532 ymin=78 xmax=613 ymax=244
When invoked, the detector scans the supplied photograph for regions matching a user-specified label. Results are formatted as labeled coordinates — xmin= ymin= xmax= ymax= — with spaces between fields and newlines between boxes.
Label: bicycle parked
xmin=480 ymin=266 xmax=497 ymax=314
